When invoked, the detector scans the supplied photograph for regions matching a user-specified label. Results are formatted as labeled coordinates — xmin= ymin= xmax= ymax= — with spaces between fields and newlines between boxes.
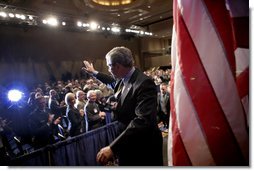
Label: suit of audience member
xmin=95 ymin=89 xmax=112 ymax=124
xmin=157 ymin=82 xmax=170 ymax=129
xmin=94 ymin=89 xmax=107 ymax=112
xmin=83 ymin=46 xmax=163 ymax=166
xmin=84 ymin=90 xmax=106 ymax=131
xmin=28 ymin=95 xmax=61 ymax=149
xmin=48 ymin=89 xmax=63 ymax=119
xmin=26 ymin=92 xmax=37 ymax=113
xmin=74 ymin=90 xmax=86 ymax=111
xmin=65 ymin=93 xmax=86 ymax=137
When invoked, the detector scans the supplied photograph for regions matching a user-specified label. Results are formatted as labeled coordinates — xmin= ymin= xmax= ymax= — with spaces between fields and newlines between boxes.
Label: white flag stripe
xmin=235 ymin=48 xmax=249 ymax=76
xmin=167 ymin=115 xmax=173 ymax=166
xmin=179 ymin=0 xmax=248 ymax=161
xmin=171 ymin=25 xmax=177 ymax=72
xmin=167 ymin=26 xmax=177 ymax=166
xmin=174 ymin=54 xmax=215 ymax=165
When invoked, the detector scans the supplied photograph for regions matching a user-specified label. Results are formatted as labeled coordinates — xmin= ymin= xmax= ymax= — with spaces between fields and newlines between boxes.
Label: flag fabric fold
xmin=168 ymin=0 xmax=249 ymax=166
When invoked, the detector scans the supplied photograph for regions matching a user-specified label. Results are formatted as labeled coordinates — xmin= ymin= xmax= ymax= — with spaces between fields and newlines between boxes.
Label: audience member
xmin=48 ymin=89 xmax=62 ymax=119
xmin=157 ymin=82 xmax=170 ymax=130
xmin=65 ymin=93 xmax=86 ymax=137
xmin=84 ymin=90 xmax=106 ymax=131
xmin=74 ymin=90 xmax=86 ymax=111
xmin=28 ymin=95 xmax=61 ymax=149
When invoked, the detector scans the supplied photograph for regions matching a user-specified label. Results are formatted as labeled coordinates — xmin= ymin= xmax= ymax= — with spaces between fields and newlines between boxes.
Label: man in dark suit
xmin=83 ymin=46 xmax=163 ymax=166
xmin=157 ymin=82 xmax=170 ymax=130
xmin=84 ymin=90 xmax=106 ymax=131
xmin=65 ymin=92 xmax=86 ymax=137
xmin=29 ymin=94 xmax=61 ymax=149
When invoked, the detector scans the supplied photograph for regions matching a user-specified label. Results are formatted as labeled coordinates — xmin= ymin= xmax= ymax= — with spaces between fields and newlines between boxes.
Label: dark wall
xmin=0 ymin=25 xmax=140 ymax=87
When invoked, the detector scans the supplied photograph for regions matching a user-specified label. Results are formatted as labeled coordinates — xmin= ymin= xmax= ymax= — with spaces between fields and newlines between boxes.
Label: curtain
xmin=11 ymin=121 xmax=121 ymax=166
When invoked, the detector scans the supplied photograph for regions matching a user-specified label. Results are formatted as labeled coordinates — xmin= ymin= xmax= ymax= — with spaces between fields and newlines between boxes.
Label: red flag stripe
xmin=231 ymin=17 xmax=249 ymax=48
xmin=178 ymin=0 xmax=248 ymax=163
xmin=241 ymin=96 xmax=249 ymax=127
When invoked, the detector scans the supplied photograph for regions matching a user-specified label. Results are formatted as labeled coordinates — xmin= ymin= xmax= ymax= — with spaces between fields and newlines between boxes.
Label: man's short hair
xmin=105 ymin=46 xmax=134 ymax=68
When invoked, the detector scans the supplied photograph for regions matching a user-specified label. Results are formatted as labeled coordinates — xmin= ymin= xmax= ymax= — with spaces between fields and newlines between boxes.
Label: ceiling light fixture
xmin=0 ymin=4 xmax=153 ymax=37
xmin=92 ymin=0 xmax=135 ymax=6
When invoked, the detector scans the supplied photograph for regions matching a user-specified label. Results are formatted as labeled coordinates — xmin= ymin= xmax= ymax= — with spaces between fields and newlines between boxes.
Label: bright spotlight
xmin=47 ymin=17 xmax=58 ymax=26
xmin=90 ymin=21 xmax=98 ymax=30
xmin=111 ymin=27 xmax=120 ymax=33
xmin=77 ymin=21 xmax=82 ymax=27
xmin=9 ymin=13 xmax=15 ymax=18
xmin=0 ymin=12 xmax=7 ymax=18
xmin=8 ymin=89 xmax=23 ymax=102
xmin=42 ymin=19 xmax=47 ymax=24
xmin=20 ymin=14 xmax=26 ymax=20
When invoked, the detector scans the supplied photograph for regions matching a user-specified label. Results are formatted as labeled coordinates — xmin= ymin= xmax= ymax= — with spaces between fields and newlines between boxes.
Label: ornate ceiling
xmin=0 ymin=0 xmax=173 ymax=38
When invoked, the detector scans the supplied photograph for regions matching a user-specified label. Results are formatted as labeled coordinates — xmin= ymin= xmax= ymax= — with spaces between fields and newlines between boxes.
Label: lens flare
xmin=8 ymin=89 xmax=23 ymax=102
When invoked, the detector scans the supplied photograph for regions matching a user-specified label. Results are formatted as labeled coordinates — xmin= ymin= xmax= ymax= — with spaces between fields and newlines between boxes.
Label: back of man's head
xmin=106 ymin=46 xmax=134 ymax=68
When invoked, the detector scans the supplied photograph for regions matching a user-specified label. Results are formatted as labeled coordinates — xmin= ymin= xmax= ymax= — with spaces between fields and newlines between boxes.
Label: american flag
xmin=168 ymin=0 xmax=249 ymax=166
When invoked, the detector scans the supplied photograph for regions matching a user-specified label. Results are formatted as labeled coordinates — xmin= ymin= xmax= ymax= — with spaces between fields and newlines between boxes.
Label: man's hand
xmin=48 ymin=114 xmax=55 ymax=124
xmin=53 ymin=117 xmax=61 ymax=125
xmin=99 ymin=111 xmax=106 ymax=119
xmin=83 ymin=60 xmax=96 ymax=74
xmin=96 ymin=146 xmax=114 ymax=165
xmin=79 ymin=109 xmax=85 ymax=117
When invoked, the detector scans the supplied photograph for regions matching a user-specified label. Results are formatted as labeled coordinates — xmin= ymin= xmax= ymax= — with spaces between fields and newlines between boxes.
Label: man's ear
xmin=115 ymin=63 xmax=121 ymax=69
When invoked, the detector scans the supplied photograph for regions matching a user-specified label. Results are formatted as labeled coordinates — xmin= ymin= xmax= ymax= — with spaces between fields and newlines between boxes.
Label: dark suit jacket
xmin=157 ymin=92 xmax=170 ymax=115
xmin=84 ymin=101 xmax=104 ymax=131
xmin=48 ymin=98 xmax=62 ymax=118
xmin=66 ymin=106 xmax=85 ymax=137
xmin=28 ymin=108 xmax=56 ymax=148
xmin=95 ymin=68 xmax=163 ymax=166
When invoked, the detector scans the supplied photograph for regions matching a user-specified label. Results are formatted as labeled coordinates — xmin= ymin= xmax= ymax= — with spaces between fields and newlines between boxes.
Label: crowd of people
xmin=0 ymin=47 xmax=171 ymax=166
